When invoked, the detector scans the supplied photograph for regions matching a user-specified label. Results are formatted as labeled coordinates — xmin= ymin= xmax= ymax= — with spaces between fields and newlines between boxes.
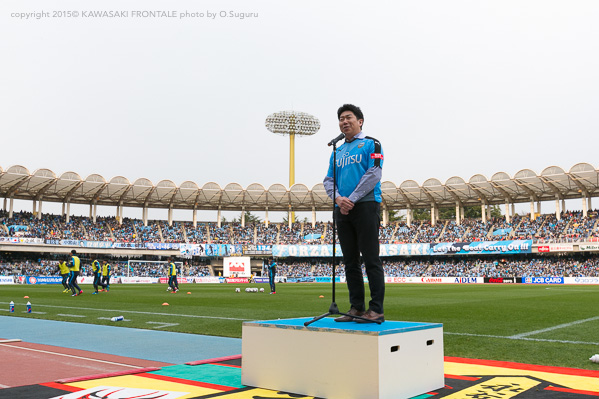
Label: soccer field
xmin=1 ymin=283 xmax=598 ymax=370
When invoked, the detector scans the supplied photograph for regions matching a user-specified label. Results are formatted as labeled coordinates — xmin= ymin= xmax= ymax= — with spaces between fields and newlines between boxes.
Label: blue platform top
xmin=243 ymin=317 xmax=442 ymax=336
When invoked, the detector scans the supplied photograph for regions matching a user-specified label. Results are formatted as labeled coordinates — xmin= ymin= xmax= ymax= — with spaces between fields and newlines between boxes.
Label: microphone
xmin=327 ymin=133 xmax=345 ymax=147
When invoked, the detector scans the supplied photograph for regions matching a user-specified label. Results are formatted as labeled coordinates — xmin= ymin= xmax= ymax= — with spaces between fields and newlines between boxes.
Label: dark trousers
xmin=61 ymin=273 xmax=69 ymax=289
xmin=69 ymin=271 xmax=82 ymax=294
xmin=168 ymin=275 xmax=178 ymax=290
xmin=335 ymin=201 xmax=385 ymax=314
xmin=269 ymin=274 xmax=276 ymax=292
xmin=93 ymin=272 xmax=102 ymax=291
xmin=101 ymin=275 xmax=110 ymax=289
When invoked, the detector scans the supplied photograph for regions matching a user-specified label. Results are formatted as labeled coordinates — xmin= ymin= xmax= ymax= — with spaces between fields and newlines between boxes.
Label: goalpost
xmin=126 ymin=260 xmax=184 ymax=277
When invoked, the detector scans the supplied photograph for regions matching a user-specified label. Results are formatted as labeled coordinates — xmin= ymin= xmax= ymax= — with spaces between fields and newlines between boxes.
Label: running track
xmin=0 ymin=316 xmax=241 ymax=388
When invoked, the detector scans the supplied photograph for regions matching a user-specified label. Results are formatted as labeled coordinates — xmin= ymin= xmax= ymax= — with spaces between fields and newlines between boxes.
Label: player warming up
xmin=91 ymin=259 xmax=102 ymax=294
xmin=68 ymin=250 xmax=84 ymax=297
xmin=167 ymin=257 xmax=179 ymax=293
xmin=101 ymin=259 xmax=111 ymax=292
xmin=58 ymin=259 xmax=70 ymax=293
xmin=323 ymin=104 xmax=385 ymax=323
xmin=268 ymin=258 xmax=277 ymax=294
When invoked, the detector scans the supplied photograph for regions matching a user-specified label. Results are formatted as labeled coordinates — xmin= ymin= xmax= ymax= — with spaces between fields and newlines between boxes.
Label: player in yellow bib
xmin=57 ymin=260 xmax=70 ymax=293
xmin=91 ymin=259 xmax=102 ymax=294
xmin=101 ymin=260 xmax=111 ymax=292
xmin=167 ymin=257 xmax=179 ymax=293
xmin=68 ymin=250 xmax=83 ymax=296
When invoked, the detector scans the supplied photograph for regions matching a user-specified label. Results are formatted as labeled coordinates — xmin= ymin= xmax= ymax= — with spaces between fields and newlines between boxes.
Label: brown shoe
xmin=334 ymin=308 xmax=364 ymax=322
xmin=355 ymin=309 xmax=385 ymax=323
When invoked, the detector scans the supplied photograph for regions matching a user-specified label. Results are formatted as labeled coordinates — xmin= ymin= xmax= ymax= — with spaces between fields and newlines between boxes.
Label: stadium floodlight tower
xmin=265 ymin=110 xmax=320 ymax=222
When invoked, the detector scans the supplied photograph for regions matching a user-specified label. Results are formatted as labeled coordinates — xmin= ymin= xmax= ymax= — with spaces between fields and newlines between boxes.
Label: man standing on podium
xmin=323 ymin=104 xmax=385 ymax=323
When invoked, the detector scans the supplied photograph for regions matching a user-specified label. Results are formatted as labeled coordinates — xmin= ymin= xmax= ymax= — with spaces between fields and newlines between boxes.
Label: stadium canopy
xmin=0 ymin=163 xmax=597 ymax=215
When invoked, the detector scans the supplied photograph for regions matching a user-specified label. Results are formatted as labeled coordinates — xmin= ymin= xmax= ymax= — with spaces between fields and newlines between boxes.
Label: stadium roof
xmin=0 ymin=163 xmax=598 ymax=212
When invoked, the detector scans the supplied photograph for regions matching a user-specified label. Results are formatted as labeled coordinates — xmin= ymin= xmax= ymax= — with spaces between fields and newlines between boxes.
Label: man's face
xmin=338 ymin=111 xmax=363 ymax=140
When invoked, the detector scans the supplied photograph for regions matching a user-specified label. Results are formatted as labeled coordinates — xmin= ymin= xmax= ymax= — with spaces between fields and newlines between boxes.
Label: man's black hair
xmin=71 ymin=250 xmax=76 ymax=255
xmin=337 ymin=104 xmax=364 ymax=123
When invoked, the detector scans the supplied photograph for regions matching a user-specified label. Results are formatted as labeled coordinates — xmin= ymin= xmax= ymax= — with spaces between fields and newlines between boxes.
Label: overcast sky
xmin=1 ymin=0 xmax=598 ymax=221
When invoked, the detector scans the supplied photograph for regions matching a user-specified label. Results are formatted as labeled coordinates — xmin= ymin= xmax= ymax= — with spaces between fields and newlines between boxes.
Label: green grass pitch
xmin=2 ymin=283 xmax=599 ymax=370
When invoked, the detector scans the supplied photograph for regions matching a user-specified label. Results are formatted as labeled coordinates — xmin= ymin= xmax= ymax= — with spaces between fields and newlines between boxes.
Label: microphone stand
xmin=304 ymin=138 xmax=381 ymax=326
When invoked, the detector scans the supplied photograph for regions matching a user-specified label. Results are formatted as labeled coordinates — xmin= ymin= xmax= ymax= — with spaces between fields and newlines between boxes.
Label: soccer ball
xmin=166 ymin=287 xmax=172 ymax=291
xmin=235 ymin=288 xmax=240 ymax=293
xmin=245 ymin=288 xmax=250 ymax=292
xmin=259 ymin=288 xmax=264 ymax=292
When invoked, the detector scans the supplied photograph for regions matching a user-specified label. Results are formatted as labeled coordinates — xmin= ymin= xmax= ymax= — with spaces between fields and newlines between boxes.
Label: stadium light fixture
xmin=265 ymin=111 xmax=320 ymax=221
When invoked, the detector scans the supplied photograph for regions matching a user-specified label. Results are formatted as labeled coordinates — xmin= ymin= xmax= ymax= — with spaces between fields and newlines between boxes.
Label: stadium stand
xmin=2 ymin=210 xmax=599 ymax=245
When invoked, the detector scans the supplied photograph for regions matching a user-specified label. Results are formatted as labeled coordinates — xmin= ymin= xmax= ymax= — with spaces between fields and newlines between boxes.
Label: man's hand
xmin=335 ymin=196 xmax=354 ymax=215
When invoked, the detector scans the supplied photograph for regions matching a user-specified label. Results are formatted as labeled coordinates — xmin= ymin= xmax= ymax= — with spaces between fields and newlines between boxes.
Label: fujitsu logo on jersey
xmin=337 ymin=153 xmax=362 ymax=168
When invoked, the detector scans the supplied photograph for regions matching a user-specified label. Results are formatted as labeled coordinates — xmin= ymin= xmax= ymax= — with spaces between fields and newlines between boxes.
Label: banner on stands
xmin=484 ymin=277 xmax=520 ymax=284
xmin=0 ymin=276 xmax=14 ymax=284
xmin=523 ymin=276 xmax=564 ymax=284
xmin=194 ymin=276 xmax=224 ymax=284
xmin=180 ymin=244 xmax=245 ymax=257
xmin=243 ymin=244 xmax=272 ymax=255
xmin=380 ymin=243 xmax=430 ymax=256
xmin=79 ymin=241 xmax=114 ymax=249
xmin=579 ymin=244 xmax=599 ymax=252
xmin=158 ymin=277 xmax=188 ymax=284
xmin=25 ymin=276 xmax=62 ymax=284
xmin=145 ymin=243 xmax=180 ymax=250
xmin=226 ymin=277 xmax=251 ymax=283
xmin=537 ymin=244 xmax=574 ymax=252
xmin=384 ymin=276 xmax=484 ymax=284
xmin=564 ymin=277 xmax=599 ymax=284
xmin=272 ymin=243 xmax=431 ymax=258
xmin=0 ymin=237 xmax=44 ymax=244
xmin=121 ymin=277 xmax=159 ymax=284
xmin=272 ymin=245 xmax=340 ymax=257
xmin=112 ymin=242 xmax=146 ymax=249
xmin=430 ymin=240 xmax=532 ymax=255
xmin=223 ymin=257 xmax=251 ymax=277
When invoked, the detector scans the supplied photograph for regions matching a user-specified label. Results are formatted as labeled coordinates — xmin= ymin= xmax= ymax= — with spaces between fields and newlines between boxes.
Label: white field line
xmin=32 ymin=304 xmax=252 ymax=321
xmin=445 ymin=331 xmax=599 ymax=346
xmin=509 ymin=316 xmax=599 ymax=339
xmin=0 ymin=343 xmax=146 ymax=368
xmin=57 ymin=313 xmax=87 ymax=318
xmin=146 ymin=322 xmax=180 ymax=329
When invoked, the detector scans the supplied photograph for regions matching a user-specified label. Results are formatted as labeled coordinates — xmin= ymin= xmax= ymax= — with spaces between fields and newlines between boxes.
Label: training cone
xmin=24 ymin=296 xmax=29 ymax=299
xmin=162 ymin=302 xmax=169 ymax=306
xmin=187 ymin=292 xmax=191 ymax=294
xmin=319 ymin=295 xmax=324 ymax=298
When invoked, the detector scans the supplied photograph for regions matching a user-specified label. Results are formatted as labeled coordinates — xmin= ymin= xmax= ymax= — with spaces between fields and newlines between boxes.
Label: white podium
xmin=242 ymin=317 xmax=444 ymax=399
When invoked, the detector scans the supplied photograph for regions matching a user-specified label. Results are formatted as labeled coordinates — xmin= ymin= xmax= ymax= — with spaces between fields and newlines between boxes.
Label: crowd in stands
xmin=278 ymin=256 xmax=599 ymax=278
xmin=1 ymin=209 xmax=598 ymax=245
xmin=1 ymin=252 xmax=598 ymax=278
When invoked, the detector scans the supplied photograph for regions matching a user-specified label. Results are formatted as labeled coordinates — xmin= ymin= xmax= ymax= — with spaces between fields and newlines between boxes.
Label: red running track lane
xmin=0 ymin=339 xmax=173 ymax=388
